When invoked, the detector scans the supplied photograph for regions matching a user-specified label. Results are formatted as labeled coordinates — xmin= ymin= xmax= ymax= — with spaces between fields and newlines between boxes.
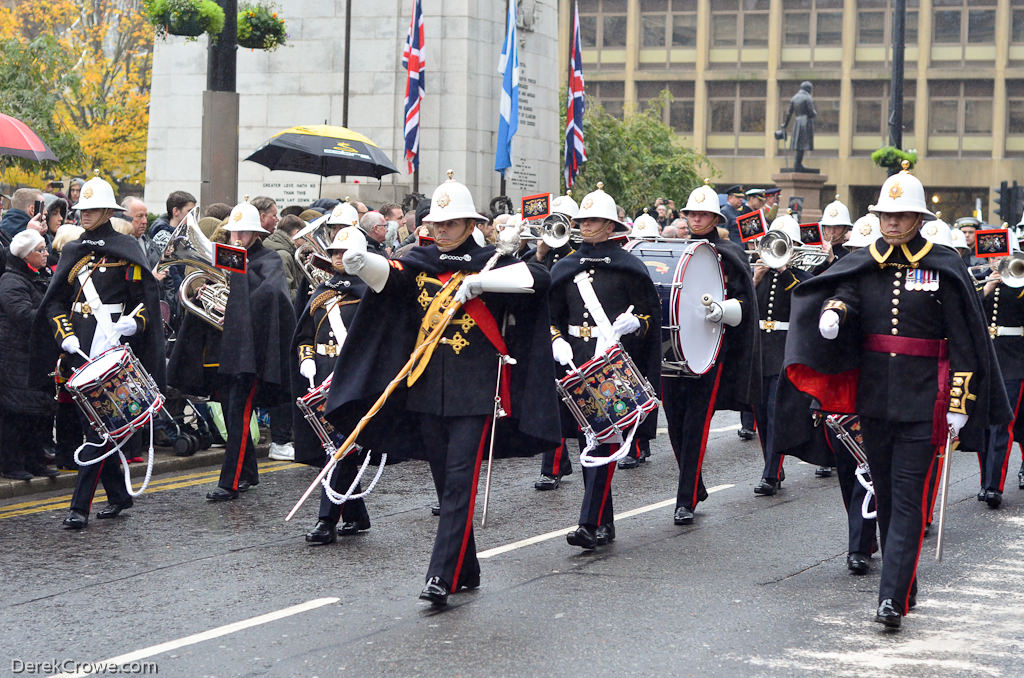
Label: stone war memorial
xmin=144 ymin=1 xmax=560 ymax=211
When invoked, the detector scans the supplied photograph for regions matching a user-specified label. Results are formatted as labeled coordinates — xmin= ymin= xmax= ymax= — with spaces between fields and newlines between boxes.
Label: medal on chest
xmin=905 ymin=268 xmax=938 ymax=292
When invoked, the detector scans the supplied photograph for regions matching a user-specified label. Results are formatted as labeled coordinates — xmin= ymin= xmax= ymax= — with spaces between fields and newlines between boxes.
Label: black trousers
xmin=662 ymin=364 xmax=721 ymax=511
xmin=70 ymin=413 xmax=130 ymax=513
xmin=540 ymin=437 xmax=572 ymax=477
xmin=577 ymin=437 xmax=617 ymax=527
xmin=269 ymin=401 xmax=293 ymax=445
xmin=0 ymin=412 xmax=50 ymax=474
xmin=825 ymin=424 xmax=878 ymax=556
xmin=317 ymin=452 xmax=370 ymax=525
xmin=979 ymin=379 xmax=1023 ymax=492
xmin=55 ymin=397 xmax=83 ymax=467
xmin=860 ymin=417 xmax=935 ymax=612
xmin=754 ymin=375 xmax=785 ymax=481
xmin=215 ymin=376 xmax=260 ymax=491
xmin=423 ymin=414 xmax=489 ymax=589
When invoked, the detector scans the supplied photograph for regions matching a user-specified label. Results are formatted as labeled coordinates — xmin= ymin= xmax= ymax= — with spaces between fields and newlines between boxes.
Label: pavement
xmin=2 ymin=411 xmax=1022 ymax=678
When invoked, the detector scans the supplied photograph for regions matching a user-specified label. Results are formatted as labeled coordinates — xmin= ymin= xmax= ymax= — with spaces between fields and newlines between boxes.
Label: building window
xmin=929 ymin=80 xmax=993 ymax=136
xmin=640 ymin=0 xmax=698 ymax=49
xmin=778 ymin=80 xmax=840 ymax=134
xmin=578 ymin=0 xmax=628 ymax=49
xmin=782 ymin=0 xmax=844 ymax=47
xmin=856 ymin=0 xmax=919 ymax=45
xmin=852 ymin=81 xmax=916 ymax=136
xmin=708 ymin=81 xmax=765 ymax=135
xmin=592 ymin=81 xmax=625 ymax=119
xmin=637 ymin=80 xmax=695 ymax=134
xmin=1008 ymin=80 xmax=1024 ymax=135
xmin=1013 ymin=9 xmax=1024 ymax=44
xmin=933 ymin=0 xmax=996 ymax=45
xmin=709 ymin=0 xmax=770 ymax=48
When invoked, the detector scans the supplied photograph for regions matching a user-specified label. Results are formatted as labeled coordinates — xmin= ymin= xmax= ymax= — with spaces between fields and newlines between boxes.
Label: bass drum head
xmin=671 ymin=240 xmax=725 ymax=375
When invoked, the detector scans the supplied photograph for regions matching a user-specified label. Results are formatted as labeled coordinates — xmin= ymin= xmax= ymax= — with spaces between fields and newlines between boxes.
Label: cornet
xmin=752 ymin=231 xmax=829 ymax=271
xmin=973 ymin=253 xmax=1024 ymax=288
xmin=519 ymin=213 xmax=582 ymax=249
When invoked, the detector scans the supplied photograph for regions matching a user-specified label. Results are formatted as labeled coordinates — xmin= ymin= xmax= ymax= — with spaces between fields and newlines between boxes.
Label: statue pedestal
xmin=771 ymin=172 xmax=829 ymax=222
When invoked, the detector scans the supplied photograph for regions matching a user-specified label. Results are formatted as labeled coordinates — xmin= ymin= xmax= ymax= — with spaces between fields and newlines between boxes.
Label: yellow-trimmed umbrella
xmin=245 ymin=124 xmax=399 ymax=179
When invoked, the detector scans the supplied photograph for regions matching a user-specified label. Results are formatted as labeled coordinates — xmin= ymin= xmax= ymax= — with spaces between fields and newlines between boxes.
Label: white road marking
xmin=49 ymin=597 xmax=340 ymax=678
xmin=478 ymin=484 xmax=735 ymax=559
xmin=656 ymin=424 xmax=740 ymax=434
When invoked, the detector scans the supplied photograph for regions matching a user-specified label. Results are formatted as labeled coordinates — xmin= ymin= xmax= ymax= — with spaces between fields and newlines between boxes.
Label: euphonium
xmin=156 ymin=208 xmax=229 ymax=330
xmin=293 ymin=215 xmax=334 ymax=287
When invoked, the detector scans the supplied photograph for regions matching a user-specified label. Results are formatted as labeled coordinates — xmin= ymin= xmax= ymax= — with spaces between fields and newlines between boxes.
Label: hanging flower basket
xmin=237 ymin=3 xmax=287 ymax=51
xmin=145 ymin=0 xmax=226 ymax=40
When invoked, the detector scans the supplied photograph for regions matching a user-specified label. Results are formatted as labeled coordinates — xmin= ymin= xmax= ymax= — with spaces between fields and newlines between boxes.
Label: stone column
xmin=771 ymin=171 xmax=830 ymax=222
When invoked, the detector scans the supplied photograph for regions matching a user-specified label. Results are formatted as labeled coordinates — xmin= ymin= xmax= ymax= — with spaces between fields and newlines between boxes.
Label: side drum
xmin=66 ymin=345 xmax=165 ymax=441
xmin=296 ymin=374 xmax=345 ymax=455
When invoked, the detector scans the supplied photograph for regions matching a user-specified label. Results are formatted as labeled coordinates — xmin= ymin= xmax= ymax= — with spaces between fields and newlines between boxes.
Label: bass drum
xmin=624 ymin=239 xmax=726 ymax=377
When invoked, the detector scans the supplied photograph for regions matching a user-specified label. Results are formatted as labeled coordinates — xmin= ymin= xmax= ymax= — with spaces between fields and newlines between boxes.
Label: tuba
xmin=293 ymin=215 xmax=334 ymax=287
xmin=156 ymin=208 xmax=229 ymax=330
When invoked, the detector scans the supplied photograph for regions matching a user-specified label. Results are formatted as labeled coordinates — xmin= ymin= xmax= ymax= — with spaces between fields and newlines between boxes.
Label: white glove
xmin=946 ymin=412 xmax=968 ymax=436
xmin=342 ymin=249 xmax=366 ymax=275
xmin=299 ymin=359 xmax=317 ymax=381
xmin=113 ymin=316 xmax=138 ymax=338
xmin=819 ymin=310 xmax=839 ymax=340
xmin=552 ymin=337 xmax=574 ymax=366
xmin=612 ymin=311 xmax=641 ymax=337
xmin=342 ymin=249 xmax=390 ymax=293
xmin=705 ymin=304 xmax=723 ymax=324
xmin=61 ymin=335 xmax=80 ymax=355
xmin=454 ymin=275 xmax=484 ymax=304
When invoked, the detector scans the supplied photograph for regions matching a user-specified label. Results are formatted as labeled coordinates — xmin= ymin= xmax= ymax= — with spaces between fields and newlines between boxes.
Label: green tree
xmin=562 ymin=90 xmax=712 ymax=216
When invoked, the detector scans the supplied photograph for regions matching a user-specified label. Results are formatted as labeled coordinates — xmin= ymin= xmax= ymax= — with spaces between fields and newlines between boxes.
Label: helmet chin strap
xmin=436 ymin=222 xmax=474 ymax=252
xmin=882 ymin=214 xmax=922 ymax=245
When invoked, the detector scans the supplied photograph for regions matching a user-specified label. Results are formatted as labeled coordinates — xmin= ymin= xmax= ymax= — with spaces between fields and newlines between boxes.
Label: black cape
xmin=324 ymin=242 xmax=562 ymax=460
xmin=30 ymin=222 xmax=166 ymax=391
xmin=774 ymin=237 xmax=1011 ymax=460
xmin=550 ymin=240 xmax=663 ymax=441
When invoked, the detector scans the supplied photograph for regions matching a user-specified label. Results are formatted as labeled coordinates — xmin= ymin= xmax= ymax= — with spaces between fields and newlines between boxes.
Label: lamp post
xmin=887 ymin=0 xmax=906 ymax=175
xmin=201 ymin=0 xmax=240 ymax=206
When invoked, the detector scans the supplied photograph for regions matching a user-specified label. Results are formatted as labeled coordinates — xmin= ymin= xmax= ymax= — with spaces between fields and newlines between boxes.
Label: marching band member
xmin=294 ymin=227 xmax=372 ymax=544
xmin=778 ymin=164 xmax=1009 ymax=628
xmin=752 ymin=212 xmax=813 ymax=496
xmin=325 ymin=171 xmax=560 ymax=606
xmin=665 ymin=182 xmax=760 ymax=525
xmin=31 ymin=177 xmax=165 ymax=529
xmin=547 ymin=184 xmax=661 ymax=548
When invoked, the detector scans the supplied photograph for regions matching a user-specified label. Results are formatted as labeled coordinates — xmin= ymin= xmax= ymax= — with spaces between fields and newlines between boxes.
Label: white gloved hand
xmin=113 ymin=316 xmax=138 ymax=338
xmin=454 ymin=275 xmax=484 ymax=304
xmin=705 ymin=303 xmax=723 ymax=324
xmin=61 ymin=335 xmax=80 ymax=355
xmin=612 ymin=311 xmax=641 ymax=337
xmin=342 ymin=249 xmax=366 ymax=275
xmin=551 ymin=337 xmax=574 ymax=366
xmin=299 ymin=359 xmax=317 ymax=381
xmin=946 ymin=412 xmax=968 ymax=436
xmin=819 ymin=309 xmax=840 ymax=340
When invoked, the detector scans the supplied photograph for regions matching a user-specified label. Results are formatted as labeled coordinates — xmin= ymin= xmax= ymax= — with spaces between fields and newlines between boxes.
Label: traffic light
xmin=995 ymin=180 xmax=1010 ymax=222
xmin=1012 ymin=181 xmax=1024 ymax=226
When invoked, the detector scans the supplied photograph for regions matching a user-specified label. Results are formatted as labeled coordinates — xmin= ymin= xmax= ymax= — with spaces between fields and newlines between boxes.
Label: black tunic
xmin=757 ymin=267 xmax=813 ymax=377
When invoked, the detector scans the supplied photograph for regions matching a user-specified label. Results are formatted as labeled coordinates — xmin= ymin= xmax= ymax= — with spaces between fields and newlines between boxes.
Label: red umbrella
xmin=0 ymin=113 xmax=57 ymax=162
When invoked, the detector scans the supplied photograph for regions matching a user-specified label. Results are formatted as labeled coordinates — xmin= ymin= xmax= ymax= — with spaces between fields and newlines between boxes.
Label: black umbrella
xmin=244 ymin=124 xmax=399 ymax=179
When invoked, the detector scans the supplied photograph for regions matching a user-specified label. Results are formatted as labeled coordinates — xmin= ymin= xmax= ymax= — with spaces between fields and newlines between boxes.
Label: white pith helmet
xmin=223 ymin=200 xmax=269 ymax=233
xmin=920 ymin=211 xmax=953 ymax=248
xmin=423 ymin=170 xmax=487 ymax=223
xmin=845 ymin=214 xmax=881 ymax=250
xmin=325 ymin=226 xmax=367 ymax=252
xmin=574 ymin=182 xmax=628 ymax=232
xmin=73 ymin=176 xmax=121 ymax=211
xmin=327 ymin=200 xmax=360 ymax=227
xmin=630 ymin=209 xmax=660 ymax=239
xmin=681 ymin=180 xmax=724 ymax=223
xmin=820 ymin=195 xmax=853 ymax=228
xmin=768 ymin=209 xmax=802 ymax=244
xmin=551 ymin=192 xmax=579 ymax=219
xmin=869 ymin=162 xmax=935 ymax=220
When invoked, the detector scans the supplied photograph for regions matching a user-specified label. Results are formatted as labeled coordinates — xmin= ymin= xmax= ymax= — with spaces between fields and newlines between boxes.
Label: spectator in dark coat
xmin=0 ymin=230 xmax=58 ymax=479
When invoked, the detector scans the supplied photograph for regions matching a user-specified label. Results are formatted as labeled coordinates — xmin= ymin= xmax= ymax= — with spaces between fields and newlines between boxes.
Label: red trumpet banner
xmin=737 ymin=208 xmax=767 ymax=243
xmin=975 ymin=229 xmax=1011 ymax=258
xmin=799 ymin=222 xmax=823 ymax=246
xmin=521 ymin=193 xmax=552 ymax=221
xmin=214 ymin=243 xmax=248 ymax=274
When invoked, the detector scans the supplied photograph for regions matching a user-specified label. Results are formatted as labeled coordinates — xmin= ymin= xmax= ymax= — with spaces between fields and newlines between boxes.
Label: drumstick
xmin=126 ymin=303 xmax=145 ymax=319
xmin=308 ymin=376 xmax=316 ymax=390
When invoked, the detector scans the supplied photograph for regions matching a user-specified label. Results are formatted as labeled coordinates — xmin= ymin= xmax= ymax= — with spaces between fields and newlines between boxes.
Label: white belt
xmin=760 ymin=320 xmax=789 ymax=332
xmin=567 ymin=324 xmax=596 ymax=339
xmin=990 ymin=326 xmax=1024 ymax=337
xmin=315 ymin=343 xmax=340 ymax=356
xmin=72 ymin=302 xmax=124 ymax=317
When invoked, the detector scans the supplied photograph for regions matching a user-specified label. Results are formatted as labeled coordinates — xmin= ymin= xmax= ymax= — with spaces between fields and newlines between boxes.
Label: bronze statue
xmin=775 ymin=81 xmax=817 ymax=173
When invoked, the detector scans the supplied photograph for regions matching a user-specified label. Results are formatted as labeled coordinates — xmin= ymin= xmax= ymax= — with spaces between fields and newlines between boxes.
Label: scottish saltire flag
xmin=564 ymin=1 xmax=586 ymax=188
xmin=495 ymin=1 xmax=519 ymax=176
xmin=402 ymin=0 xmax=425 ymax=173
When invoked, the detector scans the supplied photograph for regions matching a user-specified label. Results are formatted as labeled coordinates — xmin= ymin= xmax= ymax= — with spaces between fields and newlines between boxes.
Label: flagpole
xmin=501 ymin=0 xmax=509 ymax=199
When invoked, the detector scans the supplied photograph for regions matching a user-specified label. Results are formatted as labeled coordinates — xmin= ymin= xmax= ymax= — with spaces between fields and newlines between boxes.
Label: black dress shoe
xmin=206 ymin=487 xmax=239 ymax=502
xmin=305 ymin=519 xmax=337 ymax=544
xmin=62 ymin=509 xmax=88 ymax=529
xmin=97 ymin=499 xmax=133 ymax=519
xmin=27 ymin=464 xmax=59 ymax=478
xmin=754 ymin=478 xmax=780 ymax=496
xmin=534 ymin=474 xmax=560 ymax=490
xmin=430 ymin=503 xmax=441 ymax=516
xmin=737 ymin=428 xmax=755 ymax=441
xmin=874 ymin=599 xmax=902 ymax=629
xmin=455 ymin=571 xmax=480 ymax=592
xmin=673 ymin=506 xmax=694 ymax=525
xmin=815 ymin=466 xmax=833 ymax=478
xmin=42 ymin=446 xmax=56 ymax=462
xmin=2 ymin=470 xmax=33 ymax=481
xmin=985 ymin=490 xmax=1003 ymax=508
xmin=419 ymin=576 xmax=449 ymax=606
xmin=846 ymin=552 xmax=869 ymax=575
xmin=977 ymin=489 xmax=987 ymax=501
xmin=566 ymin=525 xmax=597 ymax=549
xmin=595 ymin=523 xmax=615 ymax=545
xmin=238 ymin=479 xmax=258 ymax=492
xmin=617 ymin=456 xmax=640 ymax=470
xmin=339 ymin=518 xmax=371 ymax=535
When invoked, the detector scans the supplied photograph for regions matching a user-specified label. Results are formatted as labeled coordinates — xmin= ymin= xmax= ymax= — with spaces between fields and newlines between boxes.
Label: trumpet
xmin=752 ymin=231 xmax=829 ymax=271
xmin=292 ymin=215 xmax=334 ymax=287
xmin=972 ymin=253 xmax=1024 ymax=288
xmin=156 ymin=208 xmax=229 ymax=330
xmin=519 ymin=213 xmax=582 ymax=249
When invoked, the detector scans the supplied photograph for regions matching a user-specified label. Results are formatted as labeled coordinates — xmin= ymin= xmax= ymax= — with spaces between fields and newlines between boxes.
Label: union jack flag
xmin=402 ymin=0 xmax=425 ymax=174
xmin=564 ymin=1 xmax=586 ymax=188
